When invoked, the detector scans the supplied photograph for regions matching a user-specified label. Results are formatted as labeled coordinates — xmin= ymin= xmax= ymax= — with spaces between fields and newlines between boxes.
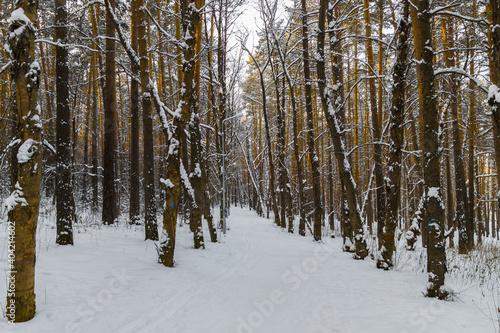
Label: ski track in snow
xmin=0 ymin=207 xmax=496 ymax=333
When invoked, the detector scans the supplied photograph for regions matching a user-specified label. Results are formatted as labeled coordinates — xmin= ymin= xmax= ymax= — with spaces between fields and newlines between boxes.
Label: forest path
xmin=0 ymin=207 xmax=494 ymax=332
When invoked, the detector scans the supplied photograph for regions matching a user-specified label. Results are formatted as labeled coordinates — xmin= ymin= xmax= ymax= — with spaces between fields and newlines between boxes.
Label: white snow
xmin=3 ymin=43 xmax=12 ymax=56
xmin=160 ymin=178 xmax=174 ymax=189
xmin=180 ymin=161 xmax=195 ymax=203
xmin=427 ymin=187 xmax=445 ymax=210
xmin=427 ymin=187 xmax=440 ymax=199
xmin=489 ymin=84 xmax=500 ymax=103
xmin=3 ymin=183 xmax=28 ymax=212
xmin=8 ymin=8 xmax=32 ymax=26
xmin=17 ymin=139 xmax=37 ymax=164
xmin=0 ymin=207 xmax=495 ymax=332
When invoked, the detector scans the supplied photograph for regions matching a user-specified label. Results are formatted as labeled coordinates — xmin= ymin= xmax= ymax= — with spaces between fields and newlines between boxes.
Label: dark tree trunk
xmin=442 ymin=16 xmax=471 ymax=253
xmin=276 ymin=34 xmax=304 ymax=235
xmin=377 ymin=0 xmax=410 ymax=270
xmin=158 ymin=0 xmax=201 ymax=266
xmin=129 ymin=0 xmax=140 ymax=225
xmin=328 ymin=4 xmax=353 ymax=249
xmin=301 ymin=0 xmax=323 ymax=241
xmin=103 ymin=0 xmax=118 ymax=225
xmin=417 ymin=0 xmax=447 ymax=299
xmin=488 ymin=0 xmax=500 ymax=220
xmin=363 ymin=0 xmax=386 ymax=248
xmin=275 ymin=77 xmax=288 ymax=230
xmin=445 ymin=124 xmax=455 ymax=248
xmin=189 ymin=113 xmax=206 ymax=249
xmin=55 ymin=0 xmax=74 ymax=245
xmin=137 ymin=0 xmax=159 ymax=240
xmin=189 ymin=0 xmax=206 ymax=249
xmin=318 ymin=0 xmax=367 ymax=259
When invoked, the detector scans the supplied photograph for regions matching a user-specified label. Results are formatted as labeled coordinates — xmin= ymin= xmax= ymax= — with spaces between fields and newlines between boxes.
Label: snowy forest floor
xmin=0 ymin=206 xmax=499 ymax=333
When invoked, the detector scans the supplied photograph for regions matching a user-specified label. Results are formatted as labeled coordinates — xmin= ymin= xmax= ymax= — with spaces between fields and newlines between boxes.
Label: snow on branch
xmin=104 ymin=0 xmax=174 ymax=132
xmin=17 ymin=139 xmax=38 ymax=164
xmin=104 ymin=0 xmax=140 ymax=65
xmin=149 ymin=78 xmax=174 ymax=134
xmin=43 ymin=139 xmax=56 ymax=155
xmin=429 ymin=2 xmax=461 ymax=15
xmin=8 ymin=8 xmax=33 ymax=27
xmin=434 ymin=67 xmax=488 ymax=94
xmin=34 ymin=39 xmax=99 ymax=53
xmin=4 ymin=183 xmax=28 ymax=212
xmin=433 ymin=10 xmax=488 ymax=25
xmin=0 ymin=61 xmax=12 ymax=76
xmin=144 ymin=7 xmax=180 ymax=47
xmin=180 ymin=161 xmax=196 ymax=207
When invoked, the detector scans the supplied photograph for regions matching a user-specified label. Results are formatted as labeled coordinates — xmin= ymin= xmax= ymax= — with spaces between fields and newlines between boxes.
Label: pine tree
xmin=103 ymin=0 xmax=118 ymax=225
xmin=137 ymin=0 xmax=159 ymax=240
xmin=55 ymin=0 xmax=74 ymax=245
xmin=378 ymin=0 xmax=410 ymax=270
xmin=488 ymin=0 xmax=500 ymax=212
xmin=6 ymin=0 xmax=41 ymax=322
xmin=129 ymin=0 xmax=141 ymax=225
xmin=318 ymin=0 xmax=367 ymax=259
xmin=415 ymin=0 xmax=447 ymax=299
xmin=301 ymin=0 xmax=323 ymax=241
xmin=158 ymin=0 xmax=202 ymax=266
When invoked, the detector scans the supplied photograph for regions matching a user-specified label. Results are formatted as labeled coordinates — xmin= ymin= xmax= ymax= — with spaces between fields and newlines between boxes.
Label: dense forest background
xmin=2 ymin=0 xmax=500 ymax=323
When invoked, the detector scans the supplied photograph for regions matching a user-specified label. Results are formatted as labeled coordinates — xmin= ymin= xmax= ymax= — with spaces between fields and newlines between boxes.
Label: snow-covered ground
xmin=0 ymin=207 xmax=497 ymax=332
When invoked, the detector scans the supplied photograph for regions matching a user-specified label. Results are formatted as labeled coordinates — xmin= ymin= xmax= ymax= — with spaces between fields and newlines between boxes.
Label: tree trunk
xmin=442 ymin=14 xmax=471 ymax=253
xmin=301 ymin=0 xmax=323 ymax=241
xmin=328 ymin=4 xmax=353 ymax=250
xmin=90 ymin=4 xmax=100 ymax=212
xmin=103 ymin=0 xmax=117 ymax=225
xmin=188 ymin=0 xmax=206 ymax=249
xmin=275 ymin=77 xmax=288 ymax=229
xmin=129 ymin=0 xmax=141 ymax=225
xmin=158 ymin=0 xmax=201 ymax=266
xmin=189 ymin=113 xmax=206 ymax=249
xmin=416 ymin=0 xmax=447 ymax=299
xmin=467 ymin=0 xmax=477 ymax=250
xmin=377 ymin=0 xmax=410 ymax=270
xmin=445 ymin=123 xmax=455 ymax=248
xmin=410 ymin=0 xmax=427 ymax=247
xmin=6 ymin=0 xmax=41 ymax=322
xmin=202 ymin=15 xmax=217 ymax=242
xmin=137 ymin=0 xmax=159 ymax=240
xmin=318 ymin=0 xmax=367 ymax=259
xmin=363 ymin=0 xmax=385 ymax=249
xmin=55 ymin=0 xmax=74 ymax=245
xmin=275 ymin=24 xmax=305 ymax=234
xmin=488 ymin=0 xmax=500 ymax=216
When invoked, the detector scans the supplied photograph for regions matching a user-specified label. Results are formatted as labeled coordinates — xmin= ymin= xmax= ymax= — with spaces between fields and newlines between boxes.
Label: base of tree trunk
xmin=425 ymin=274 xmax=449 ymax=300
xmin=7 ymin=289 xmax=36 ymax=323
xmin=157 ymin=241 xmax=175 ymax=267
xmin=353 ymin=231 xmax=368 ymax=260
